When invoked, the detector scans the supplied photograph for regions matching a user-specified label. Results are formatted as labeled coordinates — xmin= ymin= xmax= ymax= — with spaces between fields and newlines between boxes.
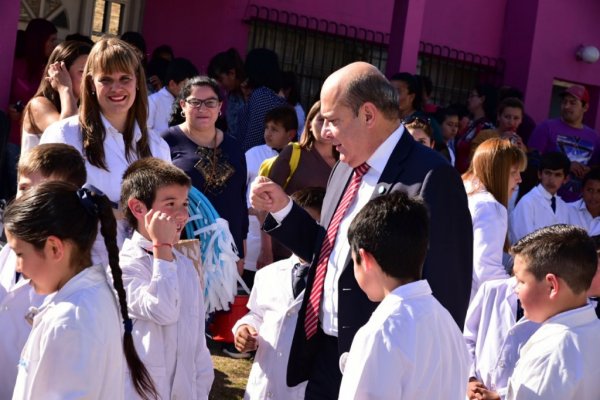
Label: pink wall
xmin=142 ymin=0 xmax=394 ymax=76
xmin=420 ymin=0 xmax=507 ymax=58
xmin=1 ymin=0 xmax=20 ymax=111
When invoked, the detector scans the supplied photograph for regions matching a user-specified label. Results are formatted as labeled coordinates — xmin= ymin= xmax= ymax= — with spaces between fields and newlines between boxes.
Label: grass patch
xmin=208 ymin=339 xmax=252 ymax=400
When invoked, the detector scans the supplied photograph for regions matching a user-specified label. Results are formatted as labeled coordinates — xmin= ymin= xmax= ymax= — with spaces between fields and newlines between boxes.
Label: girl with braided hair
xmin=4 ymin=181 xmax=157 ymax=399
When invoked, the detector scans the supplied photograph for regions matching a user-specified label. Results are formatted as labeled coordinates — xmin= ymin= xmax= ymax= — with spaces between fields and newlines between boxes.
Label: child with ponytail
xmin=4 ymin=182 xmax=156 ymax=399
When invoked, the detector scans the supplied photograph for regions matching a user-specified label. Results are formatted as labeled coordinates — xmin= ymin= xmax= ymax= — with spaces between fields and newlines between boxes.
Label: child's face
xmin=582 ymin=179 xmax=600 ymax=216
xmin=264 ymin=121 xmax=293 ymax=150
xmin=497 ymin=106 xmax=523 ymax=133
xmin=441 ymin=115 xmax=459 ymax=141
xmin=149 ymin=184 xmax=190 ymax=238
xmin=6 ymin=232 xmax=64 ymax=295
xmin=513 ymin=254 xmax=552 ymax=323
xmin=408 ymin=128 xmax=433 ymax=148
xmin=538 ymin=168 xmax=567 ymax=195
xmin=508 ymin=165 xmax=522 ymax=198
xmin=17 ymin=172 xmax=49 ymax=199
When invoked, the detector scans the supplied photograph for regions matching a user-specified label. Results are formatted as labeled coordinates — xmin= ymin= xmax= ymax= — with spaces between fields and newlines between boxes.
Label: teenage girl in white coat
xmin=4 ymin=182 xmax=157 ymax=400
xmin=462 ymin=138 xmax=526 ymax=299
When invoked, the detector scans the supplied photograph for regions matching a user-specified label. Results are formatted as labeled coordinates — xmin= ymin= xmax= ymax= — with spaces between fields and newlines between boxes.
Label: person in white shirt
xmin=568 ymin=167 xmax=600 ymax=235
xmin=147 ymin=57 xmax=198 ymax=137
xmin=120 ymin=158 xmax=214 ymax=399
xmin=4 ymin=182 xmax=157 ymax=400
xmin=0 ymin=144 xmax=87 ymax=399
xmin=507 ymin=225 xmax=600 ymax=399
xmin=338 ymin=191 xmax=470 ymax=399
xmin=233 ymin=188 xmax=324 ymax=400
xmin=40 ymin=37 xmax=171 ymax=266
xmin=510 ymin=151 xmax=571 ymax=243
xmin=463 ymin=138 xmax=527 ymax=299
xmin=464 ymin=277 xmax=540 ymax=399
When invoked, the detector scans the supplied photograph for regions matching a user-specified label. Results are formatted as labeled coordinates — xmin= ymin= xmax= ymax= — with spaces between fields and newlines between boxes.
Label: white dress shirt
xmin=41 ymin=114 xmax=172 ymax=266
xmin=463 ymin=277 xmax=540 ymax=398
xmin=232 ymin=255 xmax=307 ymax=400
xmin=0 ymin=246 xmax=47 ymax=400
xmin=509 ymin=184 xmax=569 ymax=244
xmin=567 ymin=199 xmax=600 ymax=236
xmin=467 ymin=187 xmax=510 ymax=299
xmin=338 ymin=280 xmax=470 ymax=400
xmin=12 ymin=265 xmax=125 ymax=400
xmin=120 ymin=231 xmax=214 ymax=400
xmin=506 ymin=305 xmax=600 ymax=400
xmin=147 ymin=87 xmax=176 ymax=136
xmin=273 ymin=126 xmax=403 ymax=336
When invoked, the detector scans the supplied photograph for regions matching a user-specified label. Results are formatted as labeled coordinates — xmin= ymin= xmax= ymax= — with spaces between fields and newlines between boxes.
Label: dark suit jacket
xmin=263 ymin=131 xmax=473 ymax=386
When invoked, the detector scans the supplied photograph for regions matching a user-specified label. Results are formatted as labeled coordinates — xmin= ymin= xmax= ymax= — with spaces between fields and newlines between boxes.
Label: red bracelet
xmin=152 ymin=243 xmax=173 ymax=248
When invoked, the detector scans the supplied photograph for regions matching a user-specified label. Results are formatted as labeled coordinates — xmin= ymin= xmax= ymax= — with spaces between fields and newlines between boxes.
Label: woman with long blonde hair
xmin=463 ymin=138 xmax=526 ymax=298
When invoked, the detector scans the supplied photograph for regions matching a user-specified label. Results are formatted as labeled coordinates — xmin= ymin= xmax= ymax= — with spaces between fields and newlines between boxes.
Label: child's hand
xmin=234 ymin=324 xmax=258 ymax=353
xmin=145 ymin=209 xmax=179 ymax=245
xmin=467 ymin=378 xmax=487 ymax=399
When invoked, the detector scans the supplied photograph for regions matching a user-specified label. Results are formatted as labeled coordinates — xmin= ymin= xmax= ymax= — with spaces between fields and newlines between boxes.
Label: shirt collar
xmin=100 ymin=113 xmax=142 ymax=142
xmin=535 ymin=184 xmax=555 ymax=200
xmin=373 ymin=279 xmax=432 ymax=319
xmin=159 ymin=86 xmax=175 ymax=100
xmin=366 ymin=124 xmax=404 ymax=176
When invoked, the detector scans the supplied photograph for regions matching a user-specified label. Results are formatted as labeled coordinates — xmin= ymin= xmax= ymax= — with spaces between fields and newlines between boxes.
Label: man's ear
xmin=362 ymin=102 xmax=377 ymax=127
xmin=128 ymin=198 xmax=148 ymax=220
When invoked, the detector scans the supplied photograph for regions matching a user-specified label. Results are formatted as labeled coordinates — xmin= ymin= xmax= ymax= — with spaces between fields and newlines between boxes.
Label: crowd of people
xmin=1 ymin=18 xmax=600 ymax=400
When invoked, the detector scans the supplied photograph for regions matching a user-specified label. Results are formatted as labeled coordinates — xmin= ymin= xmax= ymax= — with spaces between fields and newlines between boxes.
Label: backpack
xmin=258 ymin=142 xmax=302 ymax=189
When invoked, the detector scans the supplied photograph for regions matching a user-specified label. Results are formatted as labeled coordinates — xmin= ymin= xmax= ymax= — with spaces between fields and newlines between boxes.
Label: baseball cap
xmin=560 ymin=84 xmax=590 ymax=103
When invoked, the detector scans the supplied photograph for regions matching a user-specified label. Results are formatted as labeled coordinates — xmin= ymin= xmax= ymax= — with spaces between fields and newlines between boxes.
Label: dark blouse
xmin=161 ymin=125 xmax=248 ymax=257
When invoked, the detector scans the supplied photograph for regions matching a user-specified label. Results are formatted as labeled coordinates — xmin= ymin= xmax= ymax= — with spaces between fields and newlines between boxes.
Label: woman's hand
xmin=46 ymin=61 xmax=73 ymax=91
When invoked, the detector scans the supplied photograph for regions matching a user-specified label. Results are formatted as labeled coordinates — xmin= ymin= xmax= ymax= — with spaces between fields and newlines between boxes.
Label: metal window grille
xmin=245 ymin=5 xmax=389 ymax=110
xmin=418 ymin=41 xmax=505 ymax=107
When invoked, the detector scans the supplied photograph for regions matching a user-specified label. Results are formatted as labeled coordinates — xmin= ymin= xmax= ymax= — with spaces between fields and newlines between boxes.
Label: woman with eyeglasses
xmin=162 ymin=76 xmax=248 ymax=274
xmin=41 ymin=37 xmax=171 ymax=265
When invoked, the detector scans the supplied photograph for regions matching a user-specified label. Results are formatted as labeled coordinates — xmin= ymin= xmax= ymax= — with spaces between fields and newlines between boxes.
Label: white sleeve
xmin=147 ymin=96 xmax=157 ymax=135
xmin=121 ymin=256 xmax=181 ymax=325
xmin=463 ymin=285 xmax=485 ymax=379
xmin=194 ymin=305 xmax=214 ymax=399
xmin=509 ymin=198 xmax=534 ymax=245
xmin=472 ymin=201 xmax=510 ymax=290
xmin=232 ymin=272 xmax=264 ymax=335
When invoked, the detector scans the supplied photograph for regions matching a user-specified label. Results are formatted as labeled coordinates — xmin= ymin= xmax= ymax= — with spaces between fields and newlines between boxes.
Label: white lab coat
xmin=0 ymin=246 xmax=46 ymax=400
xmin=467 ymin=189 xmax=510 ymax=299
xmin=232 ymin=255 xmax=307 ymax=400
xmin=120 ymin=231 xmax=213 ymax=400
xmin=11 ymin=265 xmax=125 ymax=400
xmin=567 ymin=199 xmax=600 ymax=236
xmin=507 ymin=304 xmax=600 ymax=399
xmin=41 ymin=114 xmax=172 ymax=266
xmin=509 ymin=184 xmax=569 ymax=244
xmin=463 ymin=277 xmax=540 ymax=398
xmin=147 ymin=87 xmax=176 ymax=137
xmin=338 ymin=280 xmax=470 ymax=400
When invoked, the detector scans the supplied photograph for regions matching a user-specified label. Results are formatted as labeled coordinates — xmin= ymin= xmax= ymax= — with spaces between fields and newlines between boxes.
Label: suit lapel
xmin=370 ymin=129 xmax=414 ymax=199
xmin=321 ymin=162 xmax=353 ymax=228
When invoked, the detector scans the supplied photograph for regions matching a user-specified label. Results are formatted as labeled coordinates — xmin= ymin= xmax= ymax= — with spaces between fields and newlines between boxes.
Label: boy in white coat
xmin=233 ymin=187 xmax=324 ymax=400
xmin=120 ymin=157 xmax=214 ymax=399
xmin=339 ymin=192 xmax=470 ymax=400
xmin=507 ymin=225 xmax=600 ymax=399
xmin=509 ymin=152 xmax=570 ymax=244
xmin=464 ymin=277 xmax=540 ymax=399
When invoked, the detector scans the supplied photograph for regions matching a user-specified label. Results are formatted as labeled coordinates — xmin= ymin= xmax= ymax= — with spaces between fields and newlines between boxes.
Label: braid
xmin=94 ymin=193 xmax=158 ymax=400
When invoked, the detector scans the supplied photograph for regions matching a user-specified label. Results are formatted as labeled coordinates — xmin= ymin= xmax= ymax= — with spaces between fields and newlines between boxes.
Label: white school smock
xmin=40 ymin=114 xmax=171 ymax=266
xmin=463 ymin=277 xmax=540 ymax=398
xmin=120 ymin=231 xmax=213 ymax=400
xmin=567 ymin=199 xmax=600 ymax=236
xmin=506 ymin=304 xmax=600 ymax=400
xmin=232 ymin=255 xmax=307 ymax=400
xmin=467 ymin=189 xmax=510 ymax=299
xmin=338 ymin=280 xmax=470 ymax=400
xmin=509 ymin=184 xmax=569 ymax=244
xmin=11 ymin=265 xmax=125 ymax=400
xmin=0 ymin=246 xmax=47 ymax=400
xmin=147 ymin=87 xmax=175 ymax=137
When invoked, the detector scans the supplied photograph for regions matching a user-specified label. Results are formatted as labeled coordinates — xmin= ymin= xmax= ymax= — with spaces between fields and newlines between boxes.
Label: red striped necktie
xmin=304 ymin=162 xmax=370 ymax=339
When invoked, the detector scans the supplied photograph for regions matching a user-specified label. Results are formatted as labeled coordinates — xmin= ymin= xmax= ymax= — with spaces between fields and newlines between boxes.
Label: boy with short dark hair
xmin=147 ymin=57 xmax=199 ymax=135
xmin=233 ymin=187 xmax=325 ymax=400
xmin=0 ymin=143 xmax=86 ymax=399
xmin=507 ymin=225 xmax=600 ymax=399
xmin=510 ymin=151 xmax=571 ymax=243
xmin=119 ymin=157 xmax=213 ymax=399
xmin=568 ymin=167 xmax=600 ymax=235
xmin=338 ymin=191 xmax=469 ymax=399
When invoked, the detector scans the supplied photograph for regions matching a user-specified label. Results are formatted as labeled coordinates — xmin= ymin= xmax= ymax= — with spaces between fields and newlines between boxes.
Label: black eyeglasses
xmin=185 ymin=97 xmax=220 ymax=109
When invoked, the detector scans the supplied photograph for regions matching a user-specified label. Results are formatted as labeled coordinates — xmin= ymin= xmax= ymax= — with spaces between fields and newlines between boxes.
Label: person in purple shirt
xmin=528 ymin=84 xmax=600 ymax=202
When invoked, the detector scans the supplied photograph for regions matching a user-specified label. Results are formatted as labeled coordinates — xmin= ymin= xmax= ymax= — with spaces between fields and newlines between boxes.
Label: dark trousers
xmin=304 ymin=333 xmax=342 ymax=400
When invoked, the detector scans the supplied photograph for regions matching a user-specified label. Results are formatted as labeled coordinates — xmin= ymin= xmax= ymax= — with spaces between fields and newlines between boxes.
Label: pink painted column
xmin=385 ymin=0 xmax=427 ymax=77
xmin=0 ymin=0 xmax=20 ymax=111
